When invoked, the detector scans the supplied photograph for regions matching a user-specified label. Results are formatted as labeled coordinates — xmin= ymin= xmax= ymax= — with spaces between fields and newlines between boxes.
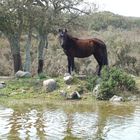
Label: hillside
xmin=83 ymin=11 xmax=140 ymax=31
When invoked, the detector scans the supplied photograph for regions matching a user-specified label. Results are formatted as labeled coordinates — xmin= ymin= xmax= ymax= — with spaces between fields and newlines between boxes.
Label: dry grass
xmin=0 ymin=38 xmax=13 ymax=75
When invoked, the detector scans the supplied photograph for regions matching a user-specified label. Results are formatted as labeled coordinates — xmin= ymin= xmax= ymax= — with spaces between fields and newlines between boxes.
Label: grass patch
xmin=0 ymin=73 xmax=139 ymax=109
xmin=0 ymin=76 xmax=95 ymax=110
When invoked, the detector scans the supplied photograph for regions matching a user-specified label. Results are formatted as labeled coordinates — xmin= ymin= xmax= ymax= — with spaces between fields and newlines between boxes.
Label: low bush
xmin=100 ymin=67 xmax=136 ymax=100
xmin=86 ymin=67 xmax=136 ymax=100
xmin=86 ymin=75 xmax=98 ymax=92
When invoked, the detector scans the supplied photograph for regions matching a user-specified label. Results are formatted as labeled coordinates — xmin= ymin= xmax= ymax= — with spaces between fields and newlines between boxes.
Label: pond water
xmin=0 ymin=101 xmax=140 ymax=140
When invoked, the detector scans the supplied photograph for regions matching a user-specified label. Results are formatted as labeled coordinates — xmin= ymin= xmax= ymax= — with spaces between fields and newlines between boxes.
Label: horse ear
xmin=58 ymin=29 xmax=62 ymax=32
xmin=64 ymin=29 xmax=67 ymax=33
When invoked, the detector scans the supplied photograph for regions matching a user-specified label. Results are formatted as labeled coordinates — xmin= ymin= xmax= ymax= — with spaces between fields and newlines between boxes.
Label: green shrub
xmin=86 ymin=75 xmax=98 ymax=92
xmin=108 ymin=67 xmax=136 ymax=91
xmin=38 ymin=73 xmax=47 ymax=79
xmin=96 ymin=79 xmax=116 ymax=100
xmin=92 ymin=67 xmax=136 ymax=100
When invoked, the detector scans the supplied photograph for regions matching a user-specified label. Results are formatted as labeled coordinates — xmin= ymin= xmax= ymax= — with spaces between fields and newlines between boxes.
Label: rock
xmin=76 ymin=85 xmax=84 ymax=94
xmin=130 ymin=74 xmax=136 ymax=78
xmin=67 ymin=86 xmax=71 ymax=89
xmin=0 ymin=83 xmax=4 ymax=89
xmin=127 ymin=96 xmax=137 ymax=101
xmin=75 ymin=75 xmax=87 ymax=80
xmin=96 ymin=78 xmax=102 ymax=84
xmin=0 ymin=81 xmax=6 ymax=89
xmin=93 ymin=84 xmax=100 ymax=97
xmin=67 ymin=91 xmax=81 ymax=100
xmin=0 ymin=81 xmax=5 ymax=84
xmin=109 ymin=95 xmax=124 ymax=102
xmin=21 ymin=89 xmax=26 ymax=94
xmin=63 ymin=75 xmax=73 ymax=84
xmin=60 ymin=90 xmax=67 ymax=97
xmin=64 ymin=73 xmax=71 ymax=77
xmin=43 ymin=79 xmax=56 ymax=92
xmin=15 ymin=70 xmax=31 ymax=78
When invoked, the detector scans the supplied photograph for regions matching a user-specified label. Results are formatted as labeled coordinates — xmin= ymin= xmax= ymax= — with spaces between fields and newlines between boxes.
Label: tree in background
xmin=0 ymin=0 xmax=24 ymax=73
xmin=0 ymin=0 xmax=92 ymax=74
xmin=23 ymin=0 xmax=36 ymax=72
xmin=35 ymin=0 xmax=90 ymax=74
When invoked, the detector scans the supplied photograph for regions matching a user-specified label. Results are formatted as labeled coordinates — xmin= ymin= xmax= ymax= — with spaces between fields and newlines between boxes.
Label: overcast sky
xmin=86 ymin=0 xmax=140 ymax=17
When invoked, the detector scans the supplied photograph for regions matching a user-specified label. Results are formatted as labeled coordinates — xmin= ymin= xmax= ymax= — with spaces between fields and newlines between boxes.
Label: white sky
xmin=86 ymin=0 xmax=140 ymax=17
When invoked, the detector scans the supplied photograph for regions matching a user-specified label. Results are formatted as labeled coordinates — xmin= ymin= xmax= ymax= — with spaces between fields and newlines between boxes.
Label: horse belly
xmin=75 ymin=49 xmax=93 ymax=58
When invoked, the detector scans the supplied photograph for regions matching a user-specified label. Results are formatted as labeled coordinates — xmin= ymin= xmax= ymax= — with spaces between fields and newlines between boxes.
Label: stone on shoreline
xmin=15 ymin=70 xmax=31 ymax=78
xmin=43 ymin=79 xmax=56 ymax=92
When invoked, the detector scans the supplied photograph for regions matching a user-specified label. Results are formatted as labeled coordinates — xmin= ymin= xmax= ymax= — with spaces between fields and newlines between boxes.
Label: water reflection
xmin=17 ymin=109 xmax=39 ymax=140
xmin=71 ymin=112 xmax=98 ymax=139
xmin=0 ymin=102 xmax=140 ymax=140
xmin=0 ymin=106 xmax=14 ymax=140
xmin=103 ymin=105 xmax=140 ymax=140
xmin=42 ymin=109 xmax=68 ymax=140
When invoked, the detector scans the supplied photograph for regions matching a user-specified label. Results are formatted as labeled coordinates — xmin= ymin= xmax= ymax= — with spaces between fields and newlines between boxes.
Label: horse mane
xmin=66 ymin=33 xmax=77 ymax=39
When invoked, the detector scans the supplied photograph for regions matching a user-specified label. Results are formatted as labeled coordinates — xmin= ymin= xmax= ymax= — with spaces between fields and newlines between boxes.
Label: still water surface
xmin=0 ymin=101 xmax=140 ymax=140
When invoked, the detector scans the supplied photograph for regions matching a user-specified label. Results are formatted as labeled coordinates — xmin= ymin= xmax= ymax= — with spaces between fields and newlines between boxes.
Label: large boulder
xmin=109 ymin=95 xmax=124 ymax=102
xmin=63 ymin=73 xmax=73 ymax=84
xmin=43 ymin=79 xmax=56 ymax=92
xmin=15 ymin=70 xmax=31 ymax=78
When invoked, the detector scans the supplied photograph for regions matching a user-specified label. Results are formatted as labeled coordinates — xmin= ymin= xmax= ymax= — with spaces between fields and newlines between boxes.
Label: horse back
xmin=64 ymin=37 xmax=107 ymax=58
xmin=68 ymin=39 xmax=96 ymax=58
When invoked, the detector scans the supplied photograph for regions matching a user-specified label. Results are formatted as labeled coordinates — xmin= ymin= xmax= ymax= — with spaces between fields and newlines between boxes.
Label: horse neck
xmin=66 ymin=34 xmax=77 ymax=47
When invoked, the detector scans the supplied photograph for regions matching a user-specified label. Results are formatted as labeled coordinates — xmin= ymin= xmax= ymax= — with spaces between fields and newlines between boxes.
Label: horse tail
xmin=103 ymin=44 xmax=108 ymax=66
xmin=93 ymin=38 xmax=108 ymax=66
xmin=103 ymin=44 xmax=109 ymax=78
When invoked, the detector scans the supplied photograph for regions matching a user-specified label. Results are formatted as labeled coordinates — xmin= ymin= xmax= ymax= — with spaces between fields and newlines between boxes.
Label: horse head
xmin=58 ymin=29 xmax=68 ymax=49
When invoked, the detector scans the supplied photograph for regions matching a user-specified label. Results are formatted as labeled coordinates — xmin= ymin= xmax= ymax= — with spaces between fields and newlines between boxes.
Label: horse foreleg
xmin=67 ymin=56 xmax=71 ymax=74
xmin=71 ymin=57 xmax=75 ymax=72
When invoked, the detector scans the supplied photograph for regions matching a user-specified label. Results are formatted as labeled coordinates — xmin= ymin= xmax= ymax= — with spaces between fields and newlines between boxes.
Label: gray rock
xmin=67 ymin=91 xmax=81 ymax=100
xmin=75 ymin=75 xmax=87 ymax=80
xmin=127 ymin=96 xmax=137 ymax=101
xmin=43 ymin=79 xmax=56 ymax=92
xmin=109 ymin=95 xmax=124 ymax=102
xmin=63 ymin=75 xmax=73 ymax=84
xmin=96 ymin=78 xmax=102 ymax=84
xmin=0 ymin=81 xmax=6 ymax=89
xmin=60 ymin=90 xmax=67 ymax=97
xmin=0 ymin=83 xmax=4 ymax=89
xmin=0 ymin=81 xmax=5 ymax=84
xmin=21 ymin=89 xmax=26 ymax=94
xmin=93 ymin=84 xmax=100 ymax=97
xmin=64 ymin=73 xmax=71 ymax=77
xmin=15 ymin=70 xmax=31 ymax=78
xmin=67 ymin=86 xmax=71 ymax=89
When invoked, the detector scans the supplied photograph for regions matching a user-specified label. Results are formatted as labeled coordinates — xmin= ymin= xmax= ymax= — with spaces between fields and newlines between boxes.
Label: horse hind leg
xmin=93 ymin=54 xmax=103 ymax=76
xmin=98 ymin=64 xmax=102 ymax=76
xmin=96 ymin=64 xmax=102 ymax=76
xmin=94 ymin=55 xmax=110 ymax=77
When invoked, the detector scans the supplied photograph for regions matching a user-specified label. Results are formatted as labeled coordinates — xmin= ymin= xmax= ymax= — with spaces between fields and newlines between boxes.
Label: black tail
xmin=103 ymin=44 xmax=109 ymax=78
xmin=103 ymin=44 xmax=108 ymax=65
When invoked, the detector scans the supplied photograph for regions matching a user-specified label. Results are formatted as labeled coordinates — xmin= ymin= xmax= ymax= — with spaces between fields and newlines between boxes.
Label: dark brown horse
xmin=58 ymin=29 xmax=108 ymax=76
